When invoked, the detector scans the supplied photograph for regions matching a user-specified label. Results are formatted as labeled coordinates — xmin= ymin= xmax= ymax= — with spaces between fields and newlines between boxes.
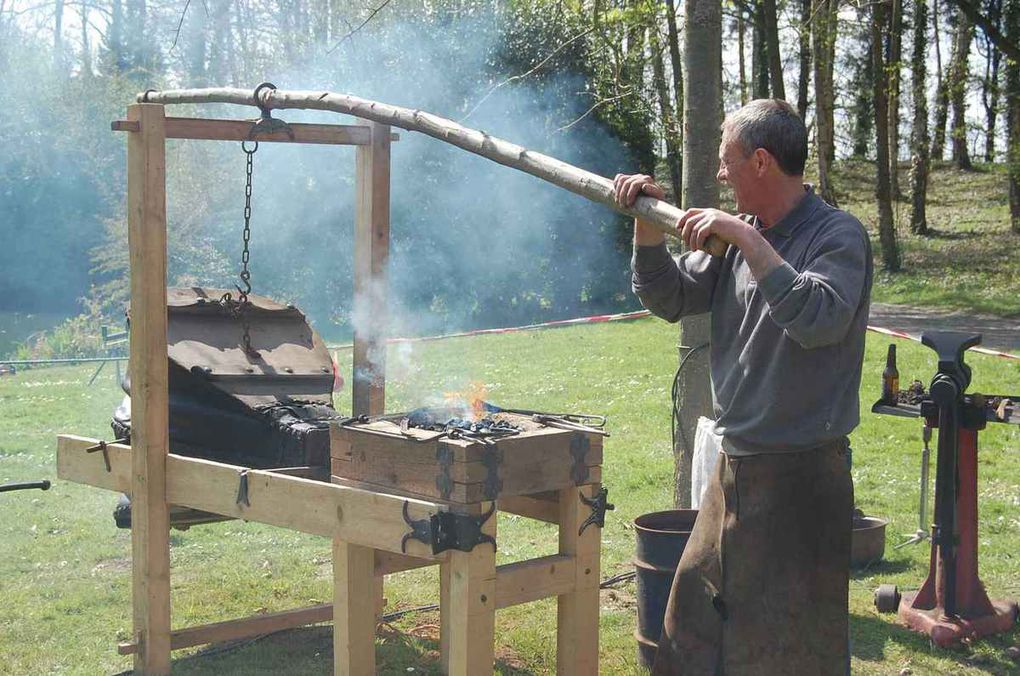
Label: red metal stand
xmin=898 ymin=426 xmax=1018 ymax=646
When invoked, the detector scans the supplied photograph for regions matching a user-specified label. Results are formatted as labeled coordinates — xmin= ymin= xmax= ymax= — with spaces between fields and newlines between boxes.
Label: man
xmin=615 ymin=99 xmax=872 ymax=674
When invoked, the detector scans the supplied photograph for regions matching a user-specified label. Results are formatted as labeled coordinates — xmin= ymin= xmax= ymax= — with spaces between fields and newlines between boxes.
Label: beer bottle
xmin=882 ymin=344 xmax=899 ymax=405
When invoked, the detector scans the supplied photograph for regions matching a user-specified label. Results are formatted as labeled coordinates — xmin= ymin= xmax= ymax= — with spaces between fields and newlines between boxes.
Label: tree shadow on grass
xmin=167 ymin=623 xmax=536 ymax=675
xmin=850 ymin=612 xmax=1020 ymax=674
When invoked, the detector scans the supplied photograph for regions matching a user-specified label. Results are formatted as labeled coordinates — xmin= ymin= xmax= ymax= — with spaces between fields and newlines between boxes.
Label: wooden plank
xmin=352 ymin=122 xmax=391 ymax=417
xmin=374 ymin=550 xmax=435 ymax=576
xmin=113 ymin=118 xmax=401 ymax=144
xmin=498 ymin=493 xmax=559 ymax=524
xmin=58 ymin=436 xmax=449 ymax=559
xmin=556 ymin=485 xmax=601 ymax=675
xmin=334 ymin=541 xmax=376 ymax=674
xmin=117 ymin=604 xmax=333 ymax=654
xmin=495 ymin=555 xmax=575 ymax=609
xmin=443 ymin=501 xmax=497 ymax=675
xmin=56 ymin=435 xmax=131 ymax=493
xmin=126 ymin=102 xmax=172 ymax=676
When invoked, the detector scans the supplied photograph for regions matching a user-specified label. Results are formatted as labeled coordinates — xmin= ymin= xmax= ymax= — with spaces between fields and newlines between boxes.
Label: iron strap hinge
xmin=401 ymin=502 xmax=497 ymax=555
xmin=570 ymin=433 xmax=591 ymax=485
xmin=578 ymin=486 xmax=614 ymax=536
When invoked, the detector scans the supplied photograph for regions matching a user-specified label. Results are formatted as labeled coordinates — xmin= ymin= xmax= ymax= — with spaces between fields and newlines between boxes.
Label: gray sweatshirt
xmin=632 ymin=188 xmax=873 ymax=455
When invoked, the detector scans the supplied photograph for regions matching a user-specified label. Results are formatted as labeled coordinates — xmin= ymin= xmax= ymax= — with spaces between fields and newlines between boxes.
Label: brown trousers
xmin=652 ymin=441 xmax=853 ymax=676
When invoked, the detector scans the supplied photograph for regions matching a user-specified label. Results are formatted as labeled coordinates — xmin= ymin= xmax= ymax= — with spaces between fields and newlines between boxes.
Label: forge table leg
xmin=439 ymin=562 xmax=451 ymax=669
xmin=334 ymin=540 xmax=376 ymax=675
xmin=443 ymin=503 xmax=497 ymax=675
xmin=557 ymin=485 xmax=601 ymax=676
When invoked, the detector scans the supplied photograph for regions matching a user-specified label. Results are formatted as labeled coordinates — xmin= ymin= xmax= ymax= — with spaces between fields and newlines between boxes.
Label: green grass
xmin=1 ymin=319 xmax=1019 ymax=674
xmin=835 ymin=160 xmax=1020 ymax=318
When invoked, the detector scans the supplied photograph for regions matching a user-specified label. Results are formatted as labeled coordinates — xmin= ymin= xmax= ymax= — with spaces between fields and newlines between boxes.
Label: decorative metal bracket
xmin=236 ymin=469 xmax=251 ymax=507
xmin=570 ymin=433 xmax=591 ymax=485
xmin=578 ymin=486 xmax=614 ymax=536
xmin=401 ymin=501 xmax=497 ymax=555
xmin=481 ymin=446 xmax=503 ymax=500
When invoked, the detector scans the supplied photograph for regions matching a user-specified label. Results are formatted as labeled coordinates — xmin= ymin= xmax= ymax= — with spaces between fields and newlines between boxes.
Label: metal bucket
xmin=634 ymin=509 xmax=698 ymax=669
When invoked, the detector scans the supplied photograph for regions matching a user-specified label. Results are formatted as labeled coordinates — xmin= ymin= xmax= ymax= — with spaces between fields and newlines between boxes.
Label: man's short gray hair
xmin=722 ymin=99 xmax=808 ymax=176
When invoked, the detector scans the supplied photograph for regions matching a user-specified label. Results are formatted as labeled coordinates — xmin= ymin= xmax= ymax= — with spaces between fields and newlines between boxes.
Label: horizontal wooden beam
xmin=495 ymin=555 xmax=576 ymax=609
xmin=57 ymin=435 xmax=448 ymax=559
xmin=498 ymin=492 xmax=560 ymax=524
xmin=375 ymin=550 xmax=435 ymax=576
xmin=117 ymin=603 xmax=333 ymax=655
xmin=111 ymin=117 xmax=400 ymax=145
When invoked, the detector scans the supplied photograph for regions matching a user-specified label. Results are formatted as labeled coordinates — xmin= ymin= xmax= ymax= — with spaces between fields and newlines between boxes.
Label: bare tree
xmin=979 ymin=0 xmax=1003 ymax=162
xmin=798 ymin=0 xmax=812 ymax=118
xmin=948 ymin=11 xmax=974 ymax=169
xmin=676 ymin=0 xmax=721 ymax=508
xmin=651 ymin=25 xmax=682 ymax=202
xmin=1007 ymin=0 xmax=1020 ymax=232
xmin=738 ymin=2 xmax=749 ymax=105
xmin=813 ymin=0 xmax=839 ymax=204
xmin=911 ymin=0 xmax=932 ymax=234
xmin=931 ymin=0 xmax=950 ymax=160
xmin=888 ymin=0 xmax=904 ymax=195
xmin=665 ymin=0 xmax=685 ymax=183
xmin=763 ymin=0 xmax=785 ymax=98
xmin=753 ymin=0 xmax=770 ymax=98
xmin=873 ymin=0 xmax=902 ymax=270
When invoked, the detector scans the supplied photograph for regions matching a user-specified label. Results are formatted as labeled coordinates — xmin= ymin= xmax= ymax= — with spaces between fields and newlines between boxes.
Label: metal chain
xmin=233 ymin=139 xmax=259 ymax=359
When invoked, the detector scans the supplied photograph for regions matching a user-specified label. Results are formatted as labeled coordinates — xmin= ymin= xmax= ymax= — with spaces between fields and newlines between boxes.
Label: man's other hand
xmin=677 ymin=208 xmax=755 ymax=253
xmin=614 ymin=174 xmax=667 ymax=246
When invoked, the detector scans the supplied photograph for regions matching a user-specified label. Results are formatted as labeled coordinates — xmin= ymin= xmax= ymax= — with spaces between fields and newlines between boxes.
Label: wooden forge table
xmin=55 ymin=98 xmax=608 ymax=675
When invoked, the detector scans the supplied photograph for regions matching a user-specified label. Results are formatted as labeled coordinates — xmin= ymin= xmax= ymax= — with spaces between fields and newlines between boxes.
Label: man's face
xmin=716 ymin=136 xmax=758 ymax=213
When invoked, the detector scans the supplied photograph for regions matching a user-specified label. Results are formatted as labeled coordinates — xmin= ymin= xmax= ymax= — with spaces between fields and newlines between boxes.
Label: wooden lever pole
xmin=136 ymin=87 xmax=727 ymax=257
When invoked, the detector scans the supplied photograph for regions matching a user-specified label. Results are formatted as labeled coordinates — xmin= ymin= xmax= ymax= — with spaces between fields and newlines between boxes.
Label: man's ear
xmin=753 ymin=148 xmax=771 ymax=177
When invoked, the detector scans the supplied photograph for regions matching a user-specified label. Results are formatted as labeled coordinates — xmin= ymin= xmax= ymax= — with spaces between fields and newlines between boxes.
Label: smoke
xmin=1 ymin=5 xmax=641 ymax=371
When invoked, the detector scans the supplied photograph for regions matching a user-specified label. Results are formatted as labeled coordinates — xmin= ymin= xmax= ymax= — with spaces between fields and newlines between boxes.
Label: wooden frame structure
xmin=56 ymin=103 xmax=603 ymax=674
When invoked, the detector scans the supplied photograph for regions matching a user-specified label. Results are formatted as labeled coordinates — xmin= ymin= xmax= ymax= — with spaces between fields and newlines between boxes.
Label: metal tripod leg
xmin=896 ymin=424 xmax=932 ymax=548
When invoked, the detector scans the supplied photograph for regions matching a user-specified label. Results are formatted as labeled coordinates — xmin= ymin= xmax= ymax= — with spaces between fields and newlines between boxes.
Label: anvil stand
xmin=874 ymin=332 xmax=1018 ymax=647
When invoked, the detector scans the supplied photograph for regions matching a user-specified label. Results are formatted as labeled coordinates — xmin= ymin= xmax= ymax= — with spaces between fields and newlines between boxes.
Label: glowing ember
xmin=442 ymin=380 xmax=489 ymax=420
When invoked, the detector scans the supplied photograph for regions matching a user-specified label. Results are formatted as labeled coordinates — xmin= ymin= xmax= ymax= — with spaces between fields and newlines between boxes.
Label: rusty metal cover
xmin=164 ymin=287 xmax=333 ymax=408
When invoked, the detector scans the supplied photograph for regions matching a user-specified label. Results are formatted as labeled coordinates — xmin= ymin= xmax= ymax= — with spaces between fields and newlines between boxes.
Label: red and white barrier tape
xmin=330 ymin=309 xmax=1020 ymax=361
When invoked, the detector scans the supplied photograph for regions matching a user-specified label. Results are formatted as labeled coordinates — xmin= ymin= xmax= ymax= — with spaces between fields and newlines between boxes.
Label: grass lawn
xmin=1 ymin=317 xmax=1018 ymax=674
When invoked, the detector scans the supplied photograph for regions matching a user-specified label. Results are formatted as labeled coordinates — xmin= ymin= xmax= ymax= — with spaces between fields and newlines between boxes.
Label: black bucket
xmin=634 ymin=509 xmax=698 ymax=669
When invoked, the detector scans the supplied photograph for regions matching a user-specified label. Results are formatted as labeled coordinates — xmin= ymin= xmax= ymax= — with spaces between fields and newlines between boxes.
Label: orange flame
xmin=442 ymin=380 xmax=489 ymax=420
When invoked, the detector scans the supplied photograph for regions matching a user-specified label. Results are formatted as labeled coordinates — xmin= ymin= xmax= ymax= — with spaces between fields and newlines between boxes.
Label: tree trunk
xmin=980 ymin=0 xmax=1003 ymax=162
xmin=763 ymin=0 xmax=785 ymax=98
xmin=79 ymin=0 xmax=91 ymax=78
xmin=949 ymin=12 xmax=974 ymax=169
xmin=873 ymin=0 xmax=902 ymax=271
xmin=753 ymin=0 xmax=770 ymax=98
xmin=1006 ymin=0 xmax=1020 ymax=232
xmin=677 ymin=0 xmax=721 ymax=508
xmin=652 ymin=27 xmax=682 ymax=202
xmin=798 ymin=0 xmax=812 ymax=118
xmin=813 ymin=0 xmax=838 ymax=205
xmin=665 ymin=0 xmax=685 ymax=183
xmin=852 ymin=28 xmax=875 ymax=158
xmin=738 ymin=5 xmax=749 ymax=105
xmin=888 ymin=0 xmax=903 ymax=196
xmin=53 ymin=0 xmax=64 ymax=73
xmin=931 ymin=0 xmax=950 ymax=160
xmin=910 ymin=0 xmax=931 ymax=235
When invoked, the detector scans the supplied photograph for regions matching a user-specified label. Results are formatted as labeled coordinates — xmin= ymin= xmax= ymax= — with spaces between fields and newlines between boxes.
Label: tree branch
xmin=948 ymin=0 xmax=1020 ymax=62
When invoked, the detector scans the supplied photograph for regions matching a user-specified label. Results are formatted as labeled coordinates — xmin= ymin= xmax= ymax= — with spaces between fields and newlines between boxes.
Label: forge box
xmin=329 ymin=411 xmax=603 ymax=504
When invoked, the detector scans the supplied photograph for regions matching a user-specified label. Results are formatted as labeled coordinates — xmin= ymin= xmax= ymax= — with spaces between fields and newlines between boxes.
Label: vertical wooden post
xmin=338 ymin=120 xmax=390 ymax=674
xmin=557 ymin=485 xmax=601 ymax=675
xmin=333 ymin=540 xmax=376 ymax=674
xmin=352 ymin=121 xmax=391 ymax=418
xmin=439 ymin=561 xmax=451 ymax=668
xmin=443 ymin=505 xmax=497 ymax=675
xmin=126 ymin=103 xmax=172 ymax=675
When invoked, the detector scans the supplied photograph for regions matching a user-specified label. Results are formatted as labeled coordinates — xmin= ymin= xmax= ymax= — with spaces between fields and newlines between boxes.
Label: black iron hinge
xmin=401 ymin=502 xmax=497 ymax=555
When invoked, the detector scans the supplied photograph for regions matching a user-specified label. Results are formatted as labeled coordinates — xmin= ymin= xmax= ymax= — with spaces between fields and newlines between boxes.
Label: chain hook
xmin=248 ymin=82 xmax=294 ymax=141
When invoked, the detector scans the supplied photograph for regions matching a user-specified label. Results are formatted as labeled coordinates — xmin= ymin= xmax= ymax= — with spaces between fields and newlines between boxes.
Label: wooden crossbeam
xmin=112 ymin=117 xmax=399 ymax=145
xmin=117 ymin=603 xmax=334 ymax=655
xmin=56 ymin=435 xmax=448 ymax=559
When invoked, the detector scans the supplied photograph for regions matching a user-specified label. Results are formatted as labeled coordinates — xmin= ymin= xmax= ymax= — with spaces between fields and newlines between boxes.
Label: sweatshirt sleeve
xmin=757 ymin=219 xmax=871 ymax=349
xmin=631 ymin=243 xmax=722 ymax=322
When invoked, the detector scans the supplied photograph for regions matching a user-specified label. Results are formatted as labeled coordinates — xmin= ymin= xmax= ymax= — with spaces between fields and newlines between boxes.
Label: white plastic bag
xmin=691 ymin=416 xmax=722 ymax=508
